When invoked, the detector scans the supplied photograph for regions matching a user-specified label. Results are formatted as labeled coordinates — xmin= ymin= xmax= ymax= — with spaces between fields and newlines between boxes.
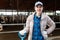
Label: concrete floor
xmin=49 ymin=36 xmax=60 ymax=40
xmin=0 ymin=33 xmax=19 ymax=40
xmin=0 ymin=31 xmax=59 ymax=40
xmin=0 ymin=26 xmax=59 ymax=40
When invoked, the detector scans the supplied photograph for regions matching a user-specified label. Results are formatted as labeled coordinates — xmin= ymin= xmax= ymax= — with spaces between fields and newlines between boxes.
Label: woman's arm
xmin=46 ymin=16 xmax=56 ymax=34
xmin=19 ymin=16 xmax=30 ymax=35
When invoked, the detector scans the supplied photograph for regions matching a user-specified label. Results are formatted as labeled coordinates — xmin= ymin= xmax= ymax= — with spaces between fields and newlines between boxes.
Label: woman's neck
xmin=36 ymin=13 xmax=41 ymax=17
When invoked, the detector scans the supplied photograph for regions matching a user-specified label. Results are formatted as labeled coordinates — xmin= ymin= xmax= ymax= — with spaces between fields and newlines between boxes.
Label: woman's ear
xmin=34 ymin=6 xmax=36 ymax=11
xmin=42 ymin=7 xmax=43 ymax=10
xmin=34 ymin=7 xmax=35 ymax=11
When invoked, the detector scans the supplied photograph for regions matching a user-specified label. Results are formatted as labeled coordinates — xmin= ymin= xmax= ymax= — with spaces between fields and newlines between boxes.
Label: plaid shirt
xmin=32 ymin=14 xmax=44 ymax=40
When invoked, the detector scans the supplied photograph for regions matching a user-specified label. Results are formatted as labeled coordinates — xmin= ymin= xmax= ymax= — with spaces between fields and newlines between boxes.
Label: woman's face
xmin=35 ymin=5 xmax=43 ymax=14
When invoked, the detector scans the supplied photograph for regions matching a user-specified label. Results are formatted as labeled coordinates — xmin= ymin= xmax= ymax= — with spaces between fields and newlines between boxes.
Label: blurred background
xmin=0 ymin=0 xmax=60 ymax=40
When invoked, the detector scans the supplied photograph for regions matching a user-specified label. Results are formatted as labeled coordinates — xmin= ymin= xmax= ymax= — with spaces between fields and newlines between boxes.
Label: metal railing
xmin=55 ymin=22 xmax=60 ymax=24
xmin=0 ymin=22 xmax=60 ymax=34
xmin=0 ymin=23 xmax=26 ymax=34
xmin=1 ymin=22 xmax=60 ymax=26
xmin=2 ymin=23 xmax=25 ymax=26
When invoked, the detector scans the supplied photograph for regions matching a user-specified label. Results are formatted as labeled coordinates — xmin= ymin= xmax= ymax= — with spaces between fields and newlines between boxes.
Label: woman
xmin=18 ymin=1 xmax=55 ymax=40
